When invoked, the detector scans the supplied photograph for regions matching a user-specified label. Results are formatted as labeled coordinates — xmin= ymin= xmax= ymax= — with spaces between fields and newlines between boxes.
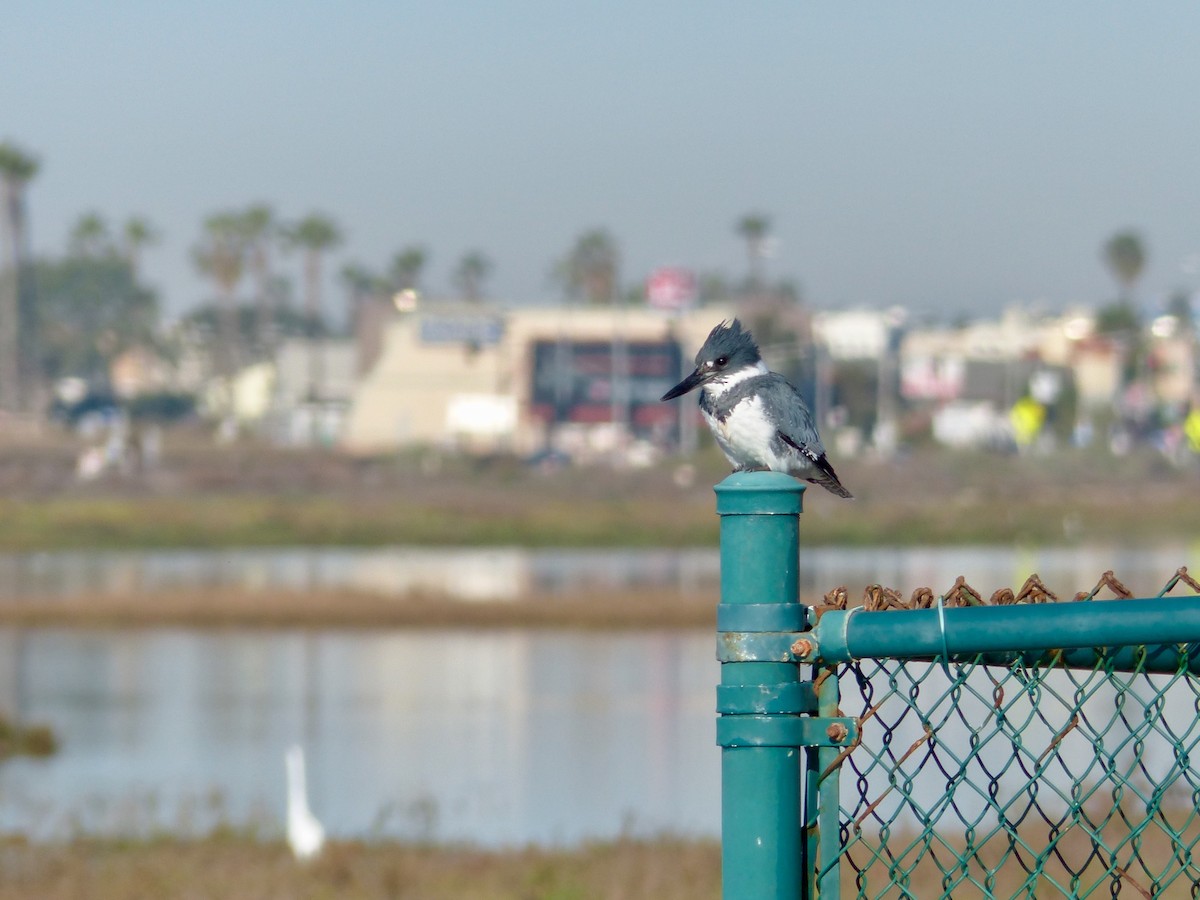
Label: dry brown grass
xmin=840 ymin=814 xmax=1200 ymax=899
xmin=4 ymin=824 xmax=1195 ymax=899
xmin=0 ymin=836 xmax=721 ymax=900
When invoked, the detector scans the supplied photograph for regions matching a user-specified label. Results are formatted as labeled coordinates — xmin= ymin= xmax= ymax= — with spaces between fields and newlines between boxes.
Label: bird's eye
xmin=715 ymin=356 xmax=729 ymax=367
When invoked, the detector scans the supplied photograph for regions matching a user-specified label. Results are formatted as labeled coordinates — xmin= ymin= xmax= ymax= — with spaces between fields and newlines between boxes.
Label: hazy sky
xmin=6 ymin=3 xmax=1200 ymax=323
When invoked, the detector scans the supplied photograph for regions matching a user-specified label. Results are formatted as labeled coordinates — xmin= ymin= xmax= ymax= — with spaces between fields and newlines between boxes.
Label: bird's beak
xmin=661 ymin=369 xmax=704 ymax=401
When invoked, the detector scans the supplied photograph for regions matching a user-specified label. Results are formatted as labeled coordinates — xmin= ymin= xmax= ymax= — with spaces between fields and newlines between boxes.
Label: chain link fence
xmin=813 ymin=568 xmax=1200 ymax=899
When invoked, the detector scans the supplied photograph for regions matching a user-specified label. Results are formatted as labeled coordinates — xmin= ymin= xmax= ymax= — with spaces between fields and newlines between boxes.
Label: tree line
xmin=0 ymin=136 xmax=1174 ymax=419
xmin=0 ymin=139 xmax=793 ymax=415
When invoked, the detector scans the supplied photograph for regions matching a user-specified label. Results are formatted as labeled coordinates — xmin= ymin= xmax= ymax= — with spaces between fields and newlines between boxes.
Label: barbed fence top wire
xmin=816 ymin=566 xmax=1200 ymax=614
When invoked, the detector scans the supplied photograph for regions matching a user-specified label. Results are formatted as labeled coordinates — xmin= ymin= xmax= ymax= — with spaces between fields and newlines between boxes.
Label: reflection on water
xmin=0 ymin=628 xmax=718 ymax=846
xmin=0 ymin=541 xmax=1196 ymax=604
xmin=0 ymin=547 xmax=720 ymax=603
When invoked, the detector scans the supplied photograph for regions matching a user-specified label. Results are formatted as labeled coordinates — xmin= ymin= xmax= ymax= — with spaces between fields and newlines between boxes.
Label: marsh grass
xmin=3 ymin=821 xmax=1197 ymax=899
xmin=0 ymin=714 xmax=57 ymax=759
xmin=0 ymin=434 xmax=1195 ymax=550
xmin=841 ymin=806 xmax=1200 ymax=898
xmin=0 ymin=836 xmax=722 ymax=900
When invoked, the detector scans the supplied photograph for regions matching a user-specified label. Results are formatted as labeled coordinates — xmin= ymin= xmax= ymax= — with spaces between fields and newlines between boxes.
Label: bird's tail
xmin=808 ymin=455 xmax=854 ymax=499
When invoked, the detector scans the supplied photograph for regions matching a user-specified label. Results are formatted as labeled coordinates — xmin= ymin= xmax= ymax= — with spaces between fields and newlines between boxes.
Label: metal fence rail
xmin=714 ymin=471 xmax=1200 ymax=900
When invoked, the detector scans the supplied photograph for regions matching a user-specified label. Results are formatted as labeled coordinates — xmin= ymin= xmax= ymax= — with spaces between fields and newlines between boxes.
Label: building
xmin=341 ymin=304 xmax=731 ymax=455
xmin=811 ymin=308 xmax=901 ymax=361
xmin=221 ymin=338 xmax=358 ymax=445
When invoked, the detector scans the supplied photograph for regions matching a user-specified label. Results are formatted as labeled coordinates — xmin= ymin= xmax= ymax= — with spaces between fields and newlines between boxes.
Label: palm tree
xmin=0 ymin=141 xmax=39 ymax=412
xmin=340 ymin=261 xmax=389 ymax=327
xmin=284 ymin=213 xmax=342 ymax=333
xmin=122 ymin=216 xmax=159 ymax=280
xmin=239 ymin=205 xmax=277 ymax=355
xmin=736 ymin=212 xmax=772 ymax=291
xmin=558 ymin=229 xmax=618 ymax=304
xmin=341 ymin=262 xmax=387 ymax=375
xmin=1103 ymin=230 xmax=1146 ymax=304
xmin=340 ymin=262 xmax=377 ymax=310
xmin=283 ymin=213 xmax=343 ymax=402
xmin=192 ymin=212 xmax=248 ymax=379
xmin=453 ymin=250 xmax=492 ymax=303
xmin=1101 ymin=230 xmax=1149 ymax=387
xmin=68 ymin=212 xmax=112 ymax=258
xmin=389 ymin=245 xmax=427 ymax=294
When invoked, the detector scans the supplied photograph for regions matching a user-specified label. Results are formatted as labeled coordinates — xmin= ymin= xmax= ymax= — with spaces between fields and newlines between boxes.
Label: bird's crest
xmin=697 ymin=318 xmax=760 ymax=366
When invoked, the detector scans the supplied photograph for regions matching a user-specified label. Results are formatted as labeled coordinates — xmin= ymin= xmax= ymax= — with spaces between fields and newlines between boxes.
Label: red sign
xmin=646 ymin=267 xmax=696 ymax=310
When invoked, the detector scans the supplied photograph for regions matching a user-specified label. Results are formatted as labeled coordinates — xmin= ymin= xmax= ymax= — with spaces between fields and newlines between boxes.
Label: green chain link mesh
xmin=817 ymin=568 xmax=1200 ymax=899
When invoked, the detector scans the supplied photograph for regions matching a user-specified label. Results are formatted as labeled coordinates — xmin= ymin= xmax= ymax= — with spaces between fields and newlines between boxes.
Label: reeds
xmin=0 ymin=835 xmax=722 ymax=900
xmin=0 ymin=714 xmax=57 ymax=759
xmin=0 ymin=437 xmax=1195 ymax=551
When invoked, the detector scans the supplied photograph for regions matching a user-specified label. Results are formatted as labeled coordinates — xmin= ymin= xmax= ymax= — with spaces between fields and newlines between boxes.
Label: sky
xmin=5 ymin=2 xmax=1200 ymax=325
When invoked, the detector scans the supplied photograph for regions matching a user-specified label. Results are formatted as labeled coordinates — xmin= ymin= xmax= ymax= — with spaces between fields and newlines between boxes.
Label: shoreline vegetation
xmin=0 ymin=434 xmax=1197 ymax=553
xmin=2 ymin=824 xmax=1188 ymax=899
xmin=0 ymin=435 xmax=1196 ymax=628
xmin=0 ymin=836 xmax=724 ymax=900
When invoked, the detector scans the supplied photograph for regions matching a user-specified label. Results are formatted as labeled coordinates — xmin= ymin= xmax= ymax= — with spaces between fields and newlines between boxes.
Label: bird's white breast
xmin=701 ymin=394 xmax=786 ymax=471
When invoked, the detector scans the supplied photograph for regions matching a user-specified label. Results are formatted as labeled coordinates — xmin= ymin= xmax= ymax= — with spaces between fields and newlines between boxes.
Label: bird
xmin=285 ymin=744 xmax=326 ymax=861
xmin=660 ymin=318 xmax=853 ymax=498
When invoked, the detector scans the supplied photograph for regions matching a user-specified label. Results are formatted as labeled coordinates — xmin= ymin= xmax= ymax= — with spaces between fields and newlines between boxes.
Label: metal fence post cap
xmin=714 ymin=471 xmax=805 ymax=516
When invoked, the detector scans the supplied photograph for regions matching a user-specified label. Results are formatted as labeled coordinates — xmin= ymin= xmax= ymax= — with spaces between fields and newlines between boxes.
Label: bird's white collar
xmin=704 ymin=359 xmax=769 ymax=398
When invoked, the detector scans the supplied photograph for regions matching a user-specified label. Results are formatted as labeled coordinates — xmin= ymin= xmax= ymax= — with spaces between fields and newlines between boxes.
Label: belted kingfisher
xmin=661 ymin=319 xmax=853 ymax=498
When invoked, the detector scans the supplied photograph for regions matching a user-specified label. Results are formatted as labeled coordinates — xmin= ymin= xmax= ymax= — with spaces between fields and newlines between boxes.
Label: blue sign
xmin=419 ymin=316 xmax=505 ymax=346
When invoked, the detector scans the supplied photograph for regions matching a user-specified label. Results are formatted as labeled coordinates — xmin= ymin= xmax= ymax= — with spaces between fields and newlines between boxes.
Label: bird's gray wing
xmin=760 ymin=375 xmax=825 ymax=456
xmin=765 ymin=375 xmax=854 ymax=499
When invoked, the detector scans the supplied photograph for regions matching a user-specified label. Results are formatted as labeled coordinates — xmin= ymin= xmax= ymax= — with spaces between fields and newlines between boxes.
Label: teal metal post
xmin=715 ymin=472 xmax=805 ymax=900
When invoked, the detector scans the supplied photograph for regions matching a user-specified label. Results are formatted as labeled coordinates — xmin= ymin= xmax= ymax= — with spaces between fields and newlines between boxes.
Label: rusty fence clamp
xmin=716 ymin=602 xmax=857 ymax=750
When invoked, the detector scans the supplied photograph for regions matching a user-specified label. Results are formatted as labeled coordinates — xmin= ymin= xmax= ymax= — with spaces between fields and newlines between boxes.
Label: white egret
xmin=285 ymin=744 xmax=325 ymax=860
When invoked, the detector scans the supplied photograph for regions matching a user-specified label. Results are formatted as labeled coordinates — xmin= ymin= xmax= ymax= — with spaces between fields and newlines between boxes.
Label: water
xmin=0 ymin=541 xmax=1196 ymax=847
xmin=1 ymin=540 xmax=1196 ymax=604
xmin=0 ymin=628 xmax=718 ymax=846
xmin=0 ymin=546 xmax=720 ymax=604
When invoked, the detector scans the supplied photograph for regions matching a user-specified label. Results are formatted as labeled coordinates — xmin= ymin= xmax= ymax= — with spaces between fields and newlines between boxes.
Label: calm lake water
xmin=1 ymin=540 xmax=1197 ymax=603
xmin=0 ymin=542 xmax=1197 ymax=846
xmin=0 ymin=628 xmax=716 ymax=846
